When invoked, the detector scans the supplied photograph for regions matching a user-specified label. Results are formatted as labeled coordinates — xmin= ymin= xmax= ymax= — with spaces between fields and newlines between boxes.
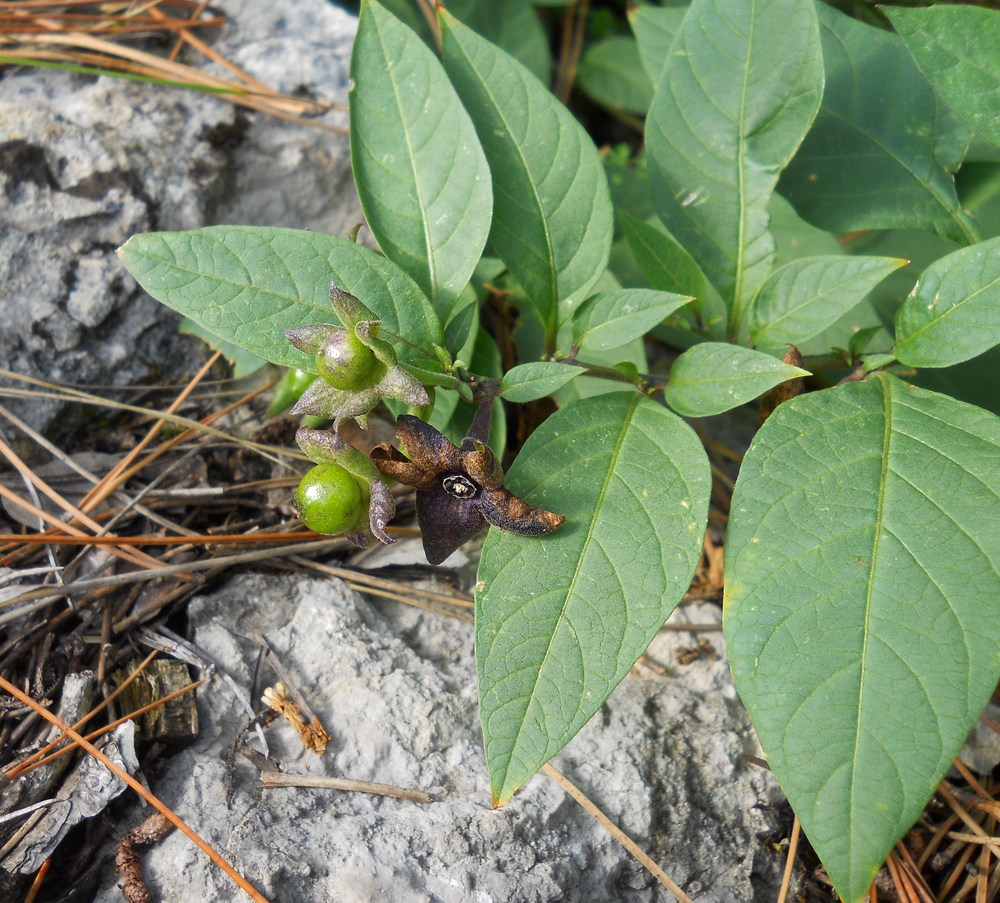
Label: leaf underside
xmin=118 ymin=226 xmax=443 ymax=372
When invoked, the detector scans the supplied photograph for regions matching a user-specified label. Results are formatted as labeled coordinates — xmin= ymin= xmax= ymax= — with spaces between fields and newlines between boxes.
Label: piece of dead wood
xmin=0 ymin=672 xmax=94 ymax=819
xmin=260 ymin=683 xmax=331 ymax=756
xmin=2 ymin=722 xmax=138 ymax=875
xmin=258 ymin=769 xmax=431 ymax=804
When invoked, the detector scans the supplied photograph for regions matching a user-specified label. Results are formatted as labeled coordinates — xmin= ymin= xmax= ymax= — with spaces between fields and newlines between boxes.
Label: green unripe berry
xmin=315 ymin=331 xmax=384 ymax=390
xmin=294 ymin=464 xmax=365 ymax=535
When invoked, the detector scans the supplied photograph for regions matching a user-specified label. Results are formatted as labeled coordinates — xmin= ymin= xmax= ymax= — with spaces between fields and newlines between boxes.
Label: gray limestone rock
xmin=0 ymin=0 xmax=360 ymax=438
xmin=93 ymin=573 xmax=790 ymax=903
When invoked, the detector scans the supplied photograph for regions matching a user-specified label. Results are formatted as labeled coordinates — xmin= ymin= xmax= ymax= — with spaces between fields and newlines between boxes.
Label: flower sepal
xmin=285 ymin=282 xmax=431 ymax=426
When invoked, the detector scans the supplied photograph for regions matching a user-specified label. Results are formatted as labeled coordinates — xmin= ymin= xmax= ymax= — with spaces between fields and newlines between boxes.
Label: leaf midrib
xmin=443 ymin=18 xmax=558 ymax=334
xmin=847 ymin=373 xmax=892 ymax=874
xmin=497 ymin=393 xmax=642 ymax=798
xmin=731 ymin=0 xmax=756 ymax=323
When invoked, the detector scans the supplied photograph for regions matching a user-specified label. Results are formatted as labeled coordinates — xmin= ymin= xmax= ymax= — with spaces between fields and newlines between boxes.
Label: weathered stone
xmin=0 ymin=0 xmax=359 ymax=438
xmin=93 ymin=574 xmax=789 ymax=902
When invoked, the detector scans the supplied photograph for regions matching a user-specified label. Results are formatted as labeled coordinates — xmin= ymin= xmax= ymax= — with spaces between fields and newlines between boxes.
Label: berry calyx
xmin=294 ymin=464 xmax=365 ymax=535
xmin=315 ymin=331 xmax=384 ymax=390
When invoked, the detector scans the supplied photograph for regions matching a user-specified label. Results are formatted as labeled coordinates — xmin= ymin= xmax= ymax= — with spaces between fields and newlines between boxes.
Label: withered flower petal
xmin=369 ymin=443 xmax=438 ymax=489
xmin=417 ymin=487 xmax=490 ymax=566
xmin=477 ymin=487 xmax=565 ymax=536
xmin=395 ymin=414 xmax=463 ymax=473
xmin=371 ymin=415 xmax=564 ymax=565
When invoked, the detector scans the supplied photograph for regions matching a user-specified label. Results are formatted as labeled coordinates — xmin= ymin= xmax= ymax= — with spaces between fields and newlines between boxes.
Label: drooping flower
xmin=371 ymin=415 xmax=564 ymax=565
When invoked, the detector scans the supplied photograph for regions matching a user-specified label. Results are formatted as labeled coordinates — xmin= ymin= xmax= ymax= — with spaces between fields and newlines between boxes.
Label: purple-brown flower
xmin=371 ymin=415 xmax=565 ymax=565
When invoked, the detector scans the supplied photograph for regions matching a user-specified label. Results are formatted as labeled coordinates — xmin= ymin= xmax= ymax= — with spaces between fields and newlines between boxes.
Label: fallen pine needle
xmin=0 ymin=674 xmax=270 ymax=903
xmin=259 ymin=770 xmax=431 ymax=804
xmin=777 ymin=816 xmax=800 ymax=903
xmin=6 ymin=678 xmax=203 ymax=779
xmin=541 ymin=763 xmax=693 ymax=903
xmin=4 ymin=650 xmax=159 ymax=779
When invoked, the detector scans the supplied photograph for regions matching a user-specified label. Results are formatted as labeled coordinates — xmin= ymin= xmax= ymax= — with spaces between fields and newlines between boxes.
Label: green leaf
xmin=766 ymin=196 xmax=888 ymax=355
xmin=842 ymin=228 xmax=960 ymax=327
xmin=178 ymin=317 xmax=266 ymax=378
xmin=439 ymin=9 xmax=614 ymax=345
xmin=477 ymin=393 xmax=710 ymax=804
xmin=848 ymin=326 xmax=883 ymax=358
xmin=909 ymin=345 xmax=1000 ymax=418
xmin=629 ymin=5 xmax=684 ymax=86
xmin=724 ymin=373 xmax=1000 ymax=903
xmin=447 ymin=0 xmax=550 ymax=84
xmin=500 ymin=361 xmax=585 ymax=402
xmin=664 ymin=343 xmax=809 ymax=418
xmin=605 ymin=157 xmax=656 ymax=231
xmin=117 ymin=226 xmax=443 ymax=372
xmin=769 ymin=193 xmax=843 ymax=264
xmin=617 ymin=210 xmax=706 ymax=302
xmin=351 ymin=0 xmax=493 ymax=318
xmin=959 ymin=163 xmax=1000 ymax=241
xmin=572 ymin=288 xmax=691 ymax=351
xmin=443 ymin=294 xmax=478 ymax=357
xmin=885 ymin=5 xmax=1000 ymax=150
xmin=779 ymin=4 xmax=977 ymax=246
xmin=894 ymin=236 xmax=1000 ymax=368
xmin=646 ymin=0 xmax=823 ymax=326
xmin=576 ymin=36 xmax=653 ymax=116
xmin=750 ymin=256 xmax=907 ymax=348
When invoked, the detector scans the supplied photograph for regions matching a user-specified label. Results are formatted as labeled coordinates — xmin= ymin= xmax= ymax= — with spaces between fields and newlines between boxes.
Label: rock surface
xmin=0 ymin=0 xmax=360 ymax=437
xmin=93 ymin=573 xmax=790 ymax=903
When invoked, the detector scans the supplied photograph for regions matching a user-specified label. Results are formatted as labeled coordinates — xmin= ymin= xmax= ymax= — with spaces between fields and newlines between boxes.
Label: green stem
xmin=554 ymin=356 xmax=664 ymax=393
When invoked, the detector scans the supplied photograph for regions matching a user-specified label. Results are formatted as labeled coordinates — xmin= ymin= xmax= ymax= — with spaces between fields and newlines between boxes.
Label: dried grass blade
xmin=78 ymin=351 xmax=221 ymax=516
xmin=0 ymin=434 xmax=161 ymax=569
xmin=541 ymin=763 xmax=693 ymax=903
xmin=258 ymin=770 xmax=431 ymax=804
